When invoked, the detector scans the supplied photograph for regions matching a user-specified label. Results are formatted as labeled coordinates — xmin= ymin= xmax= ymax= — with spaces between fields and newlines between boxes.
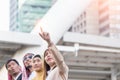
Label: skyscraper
xmin=71 ymin=0 xmax=120 ymax=38
xmin=99 ymin=0 xmax=120 ymax=38
xmin=10 ymin=0 xmax=53 ymax=33
xmin=9 ymin=0 xmax=19 ymax=31
xmin=71 ymin=0 xmax=99 ymax=35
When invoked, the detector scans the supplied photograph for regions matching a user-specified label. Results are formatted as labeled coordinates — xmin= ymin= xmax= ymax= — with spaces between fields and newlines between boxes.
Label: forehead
xmin=7 ymin=61 xmax=18 ymax=66
xmin=44 ymin=50 xmax=50 ymax=56
xmin=33 ymin=57 xmax=41 ymax=60
xmin=44 ymin=50 xmax=53 ymax=57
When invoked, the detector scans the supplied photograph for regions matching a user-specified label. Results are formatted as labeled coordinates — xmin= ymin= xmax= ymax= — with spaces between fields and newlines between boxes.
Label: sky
xmin=0 ymin=0 xmax=9 ymax=31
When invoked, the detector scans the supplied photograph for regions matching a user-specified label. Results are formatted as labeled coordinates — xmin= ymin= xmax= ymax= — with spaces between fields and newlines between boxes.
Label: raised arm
xmin=39 ymin=28 xmax=68 ymax=73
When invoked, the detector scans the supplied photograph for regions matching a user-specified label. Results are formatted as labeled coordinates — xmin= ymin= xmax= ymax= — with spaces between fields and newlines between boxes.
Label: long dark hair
xmin=44 ymin=49 xmax=50 ymax=76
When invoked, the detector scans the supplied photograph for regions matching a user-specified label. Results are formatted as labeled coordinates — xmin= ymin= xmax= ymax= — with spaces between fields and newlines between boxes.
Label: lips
xmin=34 ymin=65 xmax=41 ymax=69
xmin=34 ymin=66 xmax=39 ymax=68
xmin=47 ymin=58 xmax=52 ymax=61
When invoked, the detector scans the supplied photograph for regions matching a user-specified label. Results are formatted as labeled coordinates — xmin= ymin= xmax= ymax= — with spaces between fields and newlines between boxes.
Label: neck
xmin=36 ymin=69 xmax=43 ymax=73
xmin=50 ymin=64 xmax=56 ymax=70
xmin=36 ymin=69 xmax=44 ymax=77
xmin=35 ymin=69 xmax=45 ymax=80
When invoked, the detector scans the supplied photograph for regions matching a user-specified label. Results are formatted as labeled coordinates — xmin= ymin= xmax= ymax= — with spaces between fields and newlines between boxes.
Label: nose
xmin=26 ymin=58 xmax=30 ymax=61
xmin=34 ymin=61 xmax=38 ymax=67
xmin=9 ymin=65 xmax=14 ymax=70
xmin=26 ymin=59 xmax=32 ymax=65
xmin=34 ymin=62 xmax=38 ymax=65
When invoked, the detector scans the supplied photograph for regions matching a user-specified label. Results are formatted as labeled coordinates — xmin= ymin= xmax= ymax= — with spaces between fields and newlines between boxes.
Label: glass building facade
xmin=10 ymin=0 xmax=53 ymax=33
xmin=10 ymin=0 xmax=19 ymax=31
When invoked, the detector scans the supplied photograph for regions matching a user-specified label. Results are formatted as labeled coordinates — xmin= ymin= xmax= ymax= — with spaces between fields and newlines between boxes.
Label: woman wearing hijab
xmin=22 ymin=53 xmax=35 ymax=80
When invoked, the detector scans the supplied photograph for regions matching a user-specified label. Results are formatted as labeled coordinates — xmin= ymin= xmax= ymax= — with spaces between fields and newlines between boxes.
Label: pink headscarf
xmin=22 ymin=53 xmax=34 ymax=80
xmin=8 ymin=68 xmax=22 ymax=80
xmin=8 ymin=73 xmax=12 ymax=80
xmin=22 ymin=66 xmax=28 ymax=80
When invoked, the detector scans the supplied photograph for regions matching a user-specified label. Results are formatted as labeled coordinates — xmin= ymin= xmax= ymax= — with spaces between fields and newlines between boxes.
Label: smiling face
xmin=7 ymin=61 xmax=21 ymax=76
xmin=44 ymin=49 xmax=55 ymax=68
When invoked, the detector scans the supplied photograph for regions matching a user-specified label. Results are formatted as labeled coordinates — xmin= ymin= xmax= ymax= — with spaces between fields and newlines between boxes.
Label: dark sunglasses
xmin=23 ymin=55 xmax=33 ymax=61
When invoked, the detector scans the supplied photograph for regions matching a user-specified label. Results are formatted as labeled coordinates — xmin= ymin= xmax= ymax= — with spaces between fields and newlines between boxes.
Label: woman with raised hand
xmin=39 ymin=27 xmax=69 ymax=80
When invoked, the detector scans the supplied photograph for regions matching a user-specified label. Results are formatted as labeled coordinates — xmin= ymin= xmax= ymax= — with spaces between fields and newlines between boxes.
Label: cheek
xmin=34 ymin=62 xmax=42 ymax=70
xmin=29 ymin=59 xmax=32 ymax=62
xmin=38 ymin=62 xmax=42 ymax=68
xmin=24 ymin=61 xmax=28 ymax=66
xmin=8 ymin=68 xmax=11 ymax=72
xmin=16 ymin=67 xmax=20 ymax=72
xmin=24 ymin=60 xmax=27 ymax=64
xmin=45 ymin=58 xmax=49 ymax=64
xmin=49 ymin=54 xmax=54 ymax=58
xmin=45 ymin=56 xmax=48 ymax=61
xmin=33 ymin=63 xmax=35 ymax=67
xmin=33 ymin=64 xmax=37 ymax=69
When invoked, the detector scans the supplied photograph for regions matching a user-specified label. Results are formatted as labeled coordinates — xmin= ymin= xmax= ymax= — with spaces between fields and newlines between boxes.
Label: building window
xmin=99 ymin=14 xmax=109 ymax=24
xmin=77 ymin=18 xmax=79 ymax=22
xmin=99 ymin=24 xmax=109 ymax=33
xmin=80 ymin=15 xmax=83 ymax=20
xmin=16 ymin=25 xmax=19 ymax=29
xmin=99 ymin=0 xmax=108 ymax=6
xmin=80 ymin=23 xmax=83 ymax=27
xmin=84 ymin=12 xmax=86 ymax=18
xmin=84 ymin=20 xmax=86 ymax=27
xmin=84 ymin=30 xmax=86 ymax=33
xmin=77 ymin=25 xmax=79 ymax=32
xmin=99 ymin=6 xmax=109 ymax=14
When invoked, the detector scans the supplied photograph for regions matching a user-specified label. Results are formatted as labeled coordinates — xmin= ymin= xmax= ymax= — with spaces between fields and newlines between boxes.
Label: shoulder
xmin=17 ymin=73 xmax=22 ymax=80
xmin=28 ymin=71 xmax=36 ymax=80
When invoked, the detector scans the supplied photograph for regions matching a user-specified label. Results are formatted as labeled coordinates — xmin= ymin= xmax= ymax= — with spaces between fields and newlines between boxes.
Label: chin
xmin=36 ymin=69 xmax=41 ymax=72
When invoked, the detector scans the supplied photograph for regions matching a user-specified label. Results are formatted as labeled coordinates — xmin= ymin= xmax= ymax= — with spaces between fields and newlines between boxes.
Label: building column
xmin=111 ymin=67 xmax=117 ymax=80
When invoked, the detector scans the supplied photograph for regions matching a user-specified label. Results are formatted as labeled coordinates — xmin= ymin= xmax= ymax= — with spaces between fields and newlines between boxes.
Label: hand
xmin=39 ymin=27 xmax=51 ymax=44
